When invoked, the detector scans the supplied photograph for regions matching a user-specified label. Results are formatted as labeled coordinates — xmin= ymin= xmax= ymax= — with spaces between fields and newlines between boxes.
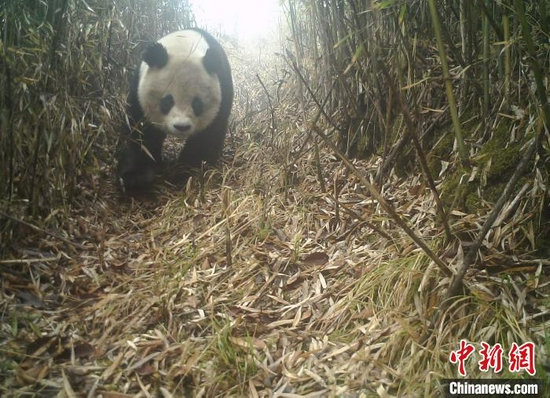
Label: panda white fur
xmin=117 ymin=28 xmax=233 ymax=191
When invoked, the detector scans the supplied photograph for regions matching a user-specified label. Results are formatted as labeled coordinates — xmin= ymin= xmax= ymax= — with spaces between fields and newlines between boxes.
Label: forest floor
xmin=1 ymin=47 xmax=548 ymax=397
xmin=3 ymin=133 xmax=548 ymax=397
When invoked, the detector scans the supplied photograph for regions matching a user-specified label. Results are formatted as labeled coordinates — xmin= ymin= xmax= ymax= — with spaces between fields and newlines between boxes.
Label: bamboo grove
xmin=283 ymin=0 xmax=549 ymax=256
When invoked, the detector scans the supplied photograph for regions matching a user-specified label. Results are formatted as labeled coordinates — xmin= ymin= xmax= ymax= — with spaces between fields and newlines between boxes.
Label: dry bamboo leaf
xmin=302 ymin=252 xmax=329 ymax=266
xmin=229 ymin=336 xmax=266 ymax=350
xmin=100 ymin=393 xmax=134 ymax=398
xmin=160 ymin=387 xmax=175 ymax=398
xmin=101 ymin=350 xmax=126 ymax=381
xmin=62 ymin=369 xmax=77 ymax=398
xmin=15 ymin=364 xmax=50 ymax=385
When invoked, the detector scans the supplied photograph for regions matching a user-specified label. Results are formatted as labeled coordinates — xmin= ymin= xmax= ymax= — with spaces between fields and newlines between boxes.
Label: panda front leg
xmin=177 ymin=126 xmax=224 ymax=170
xmin=117 ymin=127 xmax=165 ymax=191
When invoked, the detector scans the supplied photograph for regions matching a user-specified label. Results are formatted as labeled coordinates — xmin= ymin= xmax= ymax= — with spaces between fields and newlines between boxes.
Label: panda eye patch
xmin=192 ymin=97 xmax=204 ymax=116
xmin=160 ymin=94 xmax=174 ymax=115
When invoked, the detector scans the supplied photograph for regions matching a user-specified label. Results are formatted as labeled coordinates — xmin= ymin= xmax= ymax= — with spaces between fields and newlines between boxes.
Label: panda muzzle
xmin=173 ymin=122 xmax=192 ymax=134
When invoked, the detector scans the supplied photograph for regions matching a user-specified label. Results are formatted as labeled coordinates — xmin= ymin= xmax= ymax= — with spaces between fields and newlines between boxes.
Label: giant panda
xmin=117 ymin=28 xmax=234 ymax=191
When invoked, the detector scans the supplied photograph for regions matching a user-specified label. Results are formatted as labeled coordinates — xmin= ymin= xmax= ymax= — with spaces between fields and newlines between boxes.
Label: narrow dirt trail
xmin=3 ymin=134 xmax=441 ymax=395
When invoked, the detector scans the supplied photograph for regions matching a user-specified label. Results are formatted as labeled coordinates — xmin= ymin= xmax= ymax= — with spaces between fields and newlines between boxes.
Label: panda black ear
xmin=203 ymin=48 xmax=221 ymax=75
xmin=143 ymin=42 xmax=169 ymax=68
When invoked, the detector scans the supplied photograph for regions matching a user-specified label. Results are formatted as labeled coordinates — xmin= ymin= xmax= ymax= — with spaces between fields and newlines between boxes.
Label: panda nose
xmin=173 ymin=123 xmax=191 ymax=133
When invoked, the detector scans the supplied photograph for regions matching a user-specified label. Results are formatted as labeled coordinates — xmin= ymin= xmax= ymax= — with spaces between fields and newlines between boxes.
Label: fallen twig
xmin=312 ymin=124 xmax=453 ymax=278
xmin=0 ymin=210 xmax=87 ymax=250
xmin=445 ymin=135 xmax=540 ymax=298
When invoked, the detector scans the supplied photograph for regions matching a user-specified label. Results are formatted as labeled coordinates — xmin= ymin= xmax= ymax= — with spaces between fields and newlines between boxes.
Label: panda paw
xmin=118 ymin=168 xmax=156 ymax=194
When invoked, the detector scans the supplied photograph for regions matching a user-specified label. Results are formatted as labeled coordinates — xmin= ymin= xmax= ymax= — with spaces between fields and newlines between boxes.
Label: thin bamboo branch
xmin=312 ymin=124 xmax=453 ymax=278
xmin=446 ymin=135 xmax=539 ymax=298
xmin=479 ymin=0 xmax=504 ymax=41
xmin=256 ymin=74 xmax=277 ymax=145
xmin=397 ymin=91 xmax=453 ymax=243
xmin=0 ymin=211 xmax=87 ymax=250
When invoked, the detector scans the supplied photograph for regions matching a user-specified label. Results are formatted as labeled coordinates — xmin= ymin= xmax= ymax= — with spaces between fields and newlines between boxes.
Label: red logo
xmin=509 ymin=342 xmax=536 ymax=376
xmin=450 ymin=340 xmax=536 ymax=376
xmin=478 ymin=342 xmax=503 ymax=373
xmin=449 ymin=339 xmax=476 ymax=376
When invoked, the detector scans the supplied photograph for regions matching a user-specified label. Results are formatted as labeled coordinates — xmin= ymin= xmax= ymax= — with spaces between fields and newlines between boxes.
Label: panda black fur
xmin=117 ymin=28 xmax=233 ymax=191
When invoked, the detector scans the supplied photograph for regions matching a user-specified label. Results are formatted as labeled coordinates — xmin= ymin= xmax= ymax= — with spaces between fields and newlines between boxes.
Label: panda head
xmin=137 ymin=31 xmax=223 ymax=138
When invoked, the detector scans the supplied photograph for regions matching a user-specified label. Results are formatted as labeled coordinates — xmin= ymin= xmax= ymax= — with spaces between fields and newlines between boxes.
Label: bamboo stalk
xmin=482 ymin=0 xmax=490 ymax=117
xmin=427 ymin=0 xmax=469 ymax=165
xmin=514 ymin=0 xmax=550 ymax=126
xmin=503 ymin=3 xmax=511 ymax=109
